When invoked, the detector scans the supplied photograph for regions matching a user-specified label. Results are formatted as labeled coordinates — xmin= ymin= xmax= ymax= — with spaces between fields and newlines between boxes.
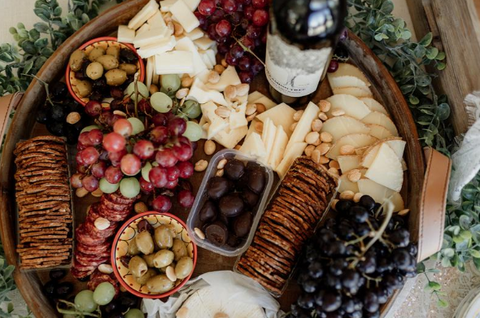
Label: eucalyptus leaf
xmin=419 ymin=33 xmax=433 ymax=46
xmin=437 ymin=299 xmax=449 ymax=308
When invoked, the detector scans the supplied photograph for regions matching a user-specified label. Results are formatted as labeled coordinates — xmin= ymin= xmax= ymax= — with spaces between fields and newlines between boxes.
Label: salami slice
xmin=76 ymin=225 xmax=106 ymax=246
xmin=107 ymin=192 xmax=136 ymax=205
xmin=84 ymin=220 xmax=118 ymax=238
xmin=97 ymin=207 xmax=132 ymax=222
xmin=100 ymin=196 xmax=132 ymax=212
xmin=75 ymin=251 xmax=109 ymax=266
xmin=76 ymin=241 xmax=111 ymax=255
xmin=71 ymin=267 xmax=95 ymax=279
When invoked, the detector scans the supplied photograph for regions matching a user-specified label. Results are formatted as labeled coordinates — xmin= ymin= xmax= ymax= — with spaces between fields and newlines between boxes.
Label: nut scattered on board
xmin=214 ymin=64 xmax=225 ymax=74
xmin=214 ymin=313 xmax=229 ymax=318
xmin=236 ymin=84 xmax=249 ymax=96
xmin=98 ymin=264 xmax=114 ymax=274
xmin=317 ymin=143 xmax=331 ymax=155
xmin=194 ymin=227 xmax=205 ymax=240
xmin=76 ymin=187 xmax=89 ymax=198
xmin=320 ymin=132 xmax=333 ymax=143
xmin=340 ymin=145 xmax=355 ymax=155
xmin=318 ymin=112 xmax=328 ymax=121
xmin=221 ymin=59 xmax=228 ymax=68
xmin=305 ymin=145 xmax=315 ymax=157
xmin=319 ymin=100 xmax=331 ymax=112
xmin=204 ymin=140 xmax=216 ymax=156
xmin=340 ymin=190 xmax=355 ymax=200
xmin=113 ymin=110 xmax=127 ymax=117
xmin=353 ymin=192 xmax=364 ymax=203
xmin=177 ymin=308 xmax=189 ymax=318
xmin=175 ymin=88 xmax=189 ymax=99
xmin=246 ymin=113 xmax=256 ymax=122
xmin=166 ymin=266 xmax=177 ymax=282
xmin=311 ymin=149 xmax=321 ymax=164
xmin=195 ymin=160 xmax=208 ymax=172
xmin=347 ymin=169 xmax=362 ymax=182
xmin=134 ymin=202 xmax=148 ymax=214
xmin=319 ymin=156 xmax=330 ymax=164
xmin=225 ymin=85 xmax=237 ymax=100
xmin=208 ymin=70 xmax=220 ymax=84
xmin=94 ymin=217 xmax=111 ymax=230
xmin=311 ymin=119 xmax=323 ymax=132
xmin=256 ymin=103 xmax=266 ymax=114
xmin=217 ymin=158 xmax=228 ymax=170
xmin=246 ymin=103 xmax=257 ymax=116
xmin=181 ymin=76 xmax=193 ymax=88
xmin=331 ymin=199 xmax=339 ymax=210
xmin=293 ymin=110 xmax=304 ymax=121
xmin=66 ymin=112 xmax=81 ymax=125
xmin=215 ymin=106 xmax=231 ymax=118
xmin=305 ymin=131 xmax=320 ymax=145
xmin=91 ymin=188 xmax=103 ymax=197
xmin=149 ymin=84 xmax=159 ymax=94
xmin=398 ymin=209 xmax=410 ymax=216
xmin=328 ymin=167 xmax=339 ymax=177
xmin=173 ymin=21 xmax=184 ymax=36
xmin=329 ymin=160 xmax=340 ymax=170
xmin=254 ymin=121 xmax=264 ymax=133
xmin=216 ymin=169 xmax=224 ymax=177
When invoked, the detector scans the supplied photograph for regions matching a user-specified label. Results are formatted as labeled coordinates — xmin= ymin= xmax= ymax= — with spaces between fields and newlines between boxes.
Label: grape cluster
xmin=195 ymin=0 xmax=268 ymax=83
xmin=289 ymin=196 xmax=417 ymax=318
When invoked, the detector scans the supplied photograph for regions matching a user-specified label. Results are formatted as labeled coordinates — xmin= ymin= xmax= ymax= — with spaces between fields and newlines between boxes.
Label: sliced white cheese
xmin=268 ymin=126 xmax=288 ymax=169
xmin=137 ymin=36 xmax=176 ymax=59
xmin=200 ymin=52 xmax=213 ymax=69
xmin=361 ymin=138 xmax=405 ymax=169
xmin=155 ymin=51 xmax=194 ymax=74
xmin=365 ymin=143 xmax=403 ymax=192
xmin=175 ymin=37 xmax=207 ymax=76
xmin=252 ymin=95 xmax=277 ymax=110
xmin=333 ymin=86 xmax=373 ymax=98
xmin=275 ymin=142 xmax=307 ymax=178
xmin=326 ymin=94 xmax=371 ymax=120
xmin=337 ymin=155 xmax=361 ymax=172
xmin=187 ymin=78 xmax=227 ymax=105
xmin=247 ymin=91 xmax=264 ymax=103
xmin=136 ymin=23 xmax=151 ymax=36
xmin=246 ymin=118 xmax=262 ymax=139
xmin=261 ymin=118 xmax=276 ymax=164
xmin=133 ymin=27 xmax=171 ymax=48
xmin=128 ymin=0 xmax=159 ymax=30
xmin=329 ymin=75 xmax=371 ymax=91
xmin=185 ymin=28 xmax=204 ymax=41
xmin=360 ymin=97 xmax=389 ymax=116
xmin=200 ymin=101 xmax=217 ymax=120
xmin=327 ymin=134 xmax=378 ymax=160
xmin=184 ymin=0 xmax=201 ymax=11
xmin=194 ymin=37 xmax=216 ymax=50
xmin=205 ymin=49 xmax=216 ymax=67
xmin=146 ymin=56 xmax=155 ymax=89
xmin=147 ymin=10 xmax=167 ymax=29
xmin=206 ymin=66 xmax=241 ymax=91
xmin=321 ymin=116 xmax=370 ymax=143
xmin=338 ymin=174 xmax=359 ymax=192
xmin=329 ymin=63 xmax=371 ymax=86
xmin=229 ymin=103 xmax=248 ymax=129
xmin=117 ymin=25 xmax=135 ymax=43
xmin=285 ymin=102 xmax=319 ymax=153
xmin=170 ymin=0 xmax=200 ymax=33
xmin=213 ymin=125 xmax=248 ymax=149
xmin=357 ymin=179 xmax=404 ymax=211
xmin=239 ymin=132 xmax=267 ymax=160
xmin=361 ymin=111 xmax=398 ymax=136
xmin=207 ymin=117 xmax=229 ymax=139
xmin=367 ymin=124 xmax=392 ymax=140
xmin=256 ymin=102 xmax=296 ymax=138
xmin=160 ymin=0 xmax=177 ymax=12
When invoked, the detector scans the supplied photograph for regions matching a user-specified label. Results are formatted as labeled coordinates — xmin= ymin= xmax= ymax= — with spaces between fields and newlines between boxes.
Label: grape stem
xmin=133 ymin=73 xmax=140 ymax=118
xmin=234 ymin=37 xmax=266 ymax=67
xmin=22 ymin=73 xmax=54 ymax=107
xmin=56 ymin=300 xmax=101 ymax=317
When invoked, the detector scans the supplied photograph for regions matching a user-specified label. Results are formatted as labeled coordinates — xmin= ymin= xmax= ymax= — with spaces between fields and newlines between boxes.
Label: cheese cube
xmin=160 ymin=0 xmax=200 ymax=12
xmin=175 ymin=37 xmax=207 ymax=77
xmin=137 ymin=36 xmax=176 ymax=59
xmin=128 ymin=0 xmax=159 ymax=30
xmin=239 ymin=132 xmax=267 ymax=160
xmin=155 ymin=51 xmax=194 ymax=74
xmin=200 ymin=52 xmax=213 ymax=69
xmin=248 ymin=91 xmax=264 ymax=103
xmin=117 ymin=25 xmax=135 ymax=43
xmin=136 ymin=23 xmax=151 ymax=36
xmin=170 ymin=0 xmax=200 ymax=33
xmin=187 ymin=78 xmax=227 ymax=106
xmin=194 ymin=37 xmax=216 ymax=50
xmin=147 ymin=10 xmax=167 ymax=29
xmin=160 ymin=0 xmax=177 ymax=12
xmin=256 ymin=103 xmax=296 ymax=137
xmin=206 ymin=66 xmax=241 ymax=91
xmin=285 ymin=102 xmax=319 ymax=153
xmin=133 ymin=28 xmax=170 ymax=48
xmin=268 ymin=126 xmax=288 ymax=169
xmin=185 ymin=28 xmax=204 ymax=41
xmin=275 ymin=142 xmax=307 ymax=178
xmin=184 ymin=0 xmax=201 ymax=11
xmin=213 ymin=126 xmax=248 ymax=149
xmin=205 ymin=49 xmax=216 ymax=67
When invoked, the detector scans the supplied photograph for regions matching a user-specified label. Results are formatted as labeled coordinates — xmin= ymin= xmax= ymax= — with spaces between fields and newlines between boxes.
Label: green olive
xmin=175 ymin=256 xmax=193 ymax=280
xmin=69 ymin=50 xmax=86 ymax=72
xmin=96 ymin=54 xmax=119 ymax=71
xmin=106 ymin=45 xmax=120 ymax=60
xmin=88 ymin=47 xmax=106 ymax=62
xmin=128 ymin=256 xmax=148 ymax=278
xmin=142 ymin=253 xmax=156 ymax=267
xmin=154 ymin=225 xmax=175 ymax=249
xmin=135 ymin=231 xmax=154 ymax=255
xmin=134 ymin=268 xmax=157 ymax=285
xmin=146 ymin=275 xmax=174 ymax=294
xmin=75 ymin=80 xmax=92 ymax=97
xmin=105 ymin=69 xmax=127 ymax=86
xmin=86 ymin=62 xmax=104 ymax=80
xmin=127 ymin=238 xmax=140 ymax=256
xmin=171 ymin=239 xmax=187 ymax=261
xmin=152 ymin=250 xmax=174 ymax=268
xmin=119 ymin=63 xmax=138 ymax=75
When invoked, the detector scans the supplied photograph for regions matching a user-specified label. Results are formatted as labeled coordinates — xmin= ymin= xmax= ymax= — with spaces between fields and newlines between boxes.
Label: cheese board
xmin=0 ymin=0 xmax=449 ymax=317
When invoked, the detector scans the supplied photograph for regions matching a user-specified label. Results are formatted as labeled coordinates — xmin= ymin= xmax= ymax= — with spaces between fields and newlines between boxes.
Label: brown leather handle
xmin=417 ymin=147 xmax=452 ymax=261
xmin=0 ymin=93 xmax=23 ymax=148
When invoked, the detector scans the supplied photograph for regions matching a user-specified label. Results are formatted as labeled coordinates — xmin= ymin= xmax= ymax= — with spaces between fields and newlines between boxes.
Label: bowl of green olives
xmin=111 ymin=212 xmax=197 ymax=299
xmin=66 ymin=36 xmax=145 ymax=106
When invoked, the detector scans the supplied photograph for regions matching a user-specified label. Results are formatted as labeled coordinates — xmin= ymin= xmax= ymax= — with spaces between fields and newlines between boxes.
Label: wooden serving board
xmin=0 ymin=1 xmax=424 ymax=317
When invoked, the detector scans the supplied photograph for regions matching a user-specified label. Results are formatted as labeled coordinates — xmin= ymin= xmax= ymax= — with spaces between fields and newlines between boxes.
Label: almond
xmin=329 ymin=160 xmax=340 ymax=169
xmin=194 ymin=227 xmax=205 ymax=240
xmin=305 ymin=145 xmax=315 ymax=157
xmin=173 ymin=21 xmax=184 ymax=36
xmin=320 ymin=132 xmax=333 ymax=143
xmin=94 ymin=217 xmax=110 ymax=231
xmin=176 ymin=307 xmax=189 ymax=318
xmin=217 ymin=158 xmax=228 ymax=170
xmin=181 ymin=76 xmax=193 ymax=88
xmin=98 ymin=264 xmax=113 ymax=274
xmin=214 ymin=64 xmax=225 ymax=74
xmin=340 ymin=190 xmax=355 ymax=200
xmin=319 ymin=100 xmax=331 ymax=112
xmin=347 ymin=169 xmax=362 ymax=182
xmin=311 ymin=119 xmax=323 ymax=132
xmin=66 ymin=112 xmax=81 ymax=125
xmin=175 ymin=88 xmax=189 ymax=99
xmin=332 ymin=109 xmax=346 ymax=117
xmin=194 ymin=160 xmax=208 ymax=172
xmin=353 ymin=192 xmax=364 ymax=203
xmin=204 ymin=140 xmax=216 ymax=155
xmin=256 ymin=103 xmax=266 ymax=114
xmin=311 ymin=149 xmax=321 ymax=164
xmin=91 ymin=188 xmax=103 ymax=198
xmin=254 ymin=121 xmax=264 ymax=133
xmin=216 ymin=169 xmax=224 ymax=177
xmin=318 ymin=112 xmax=328 ymax=121
xmin=221 ymin=59 xmax=228 ymax=67
xmin=236 ymin=84 xmax=249 ymax=96
xmin=305 ymin=131 xmax=320 ymax=145
xmin=246 ymin=103 xmax=257 ymax=116
xmin=225 ymin=85 xmax=237 ymax=100
xmin=215 ymin=106 xmax=231 ymax=118
xmin=328 ymin=167 xmax=339 ymax=177
xmin=149 ymin=84 xmax=159 ymax=94
xmin=398 ymin=209 xmax=410 ymax=216
xmin=317 ymin=143 xmax=331 ymax=155
xmin=246 ymin=113 xmax=257 ymax=122
xmin=208 ymin=71 xmax=220 ymax=84
xmin=293 ymin=110 xmax=304 ymax=121
xmin=319 ymin=156 xmax=330 ymax=164
xmin=76 ymin=187 xmax=89 ymax=198
xmin=340 ymin=144 xmax=355 ymax=155
xmin=134 ymin=202 xmax=148 ymax=214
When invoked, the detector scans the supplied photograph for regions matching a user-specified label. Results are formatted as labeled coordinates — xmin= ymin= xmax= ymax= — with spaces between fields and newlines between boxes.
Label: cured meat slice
xmin=71 ymin=267 xmax=95 ymax=279
xmin=76 ymin=224 xmax=107 ymax=246
xmin=75 ymin=251 xmax=109 ymax=266
xmin=76 ymin=241 xmax=111 ymax=255
xmin=100 ymin=196 xmax=132 ymax=211
xmin=84 ymin=220 xmax=118 ymax=238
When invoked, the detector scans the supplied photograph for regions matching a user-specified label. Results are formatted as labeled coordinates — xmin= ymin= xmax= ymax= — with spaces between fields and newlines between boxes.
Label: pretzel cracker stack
xmin=14 ymin=136 xmax=73 ymax=269
xmin=237 ymin=157 xmax=337 ymax=295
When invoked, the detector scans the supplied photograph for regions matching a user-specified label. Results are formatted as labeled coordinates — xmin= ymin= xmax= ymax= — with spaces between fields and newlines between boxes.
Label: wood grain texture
xmin=0 ymin=2 xmax=423 ymax=317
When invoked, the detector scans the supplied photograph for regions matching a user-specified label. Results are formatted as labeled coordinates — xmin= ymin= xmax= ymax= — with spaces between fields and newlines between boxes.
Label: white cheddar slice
xmin=229 ymin=104 xmax=248 ymax=130
xmin=208 ymin=117 xmax=230 ymax=140
xmin=365 ymin=143 xmax=403 ymax=192
xmin=337 ymin=155 xmax=361 ymax=172
xmin=184 ymin=0 xmax=201 ymax=11
xmin=367 ymin=124 xmax=392 ymax=140
xmin=361 ymin=111 xmax=398 ymax=136
xmin=333 ymin=86 xmax=373 ymax=98
xmin=185 ymin=28 xmax=204 ymax=41
xmin=246 ymin=119 xmax=262 ymax=139
xmin=175 ymin=37 xmax=207 ymax=76
xmin=275 ymin=142 xmax=307 ymax=178
xmin=268 ymin=126 xmax=288 ymax=169
xmin=213 ymin=125 xmax=248 ymax=149
xmin=361 ymin=138 xmax=405 ymax=169
xmin=252 ymin=95 xmax=277 ymax=110
xmin=338 ymin=174 xmax=359 ymax=193
xmin=256 ymin=102 xmax=296 ymax=138
xmin=206 ymin=66 xmax=241 ymax=91
xmin=194 ymin=37 xmax=216 ymax=50
xmin=146 ymin=56 xmax=155 ymax=89
xmin=326 ymin=94 xmax=371 ymax=120
xmin=239 ymin=132 xmax=267 ymax=160
xmin=200 ymin=101 xmax=217 ymax=120
xmin=205 ymin=49 xmax=216 ymax=68
xmin=360 ymin=97 xmax=389 ymax=116
xmin=200 ymin=52 xmax=213 ymax=69
xmin=261 ymin=119 xmax=276 ymax=164
xmin=117 ymin=25 xmax=135 ymax=43
xmin=329 ymin=75 xmax=371 ymax=91
xmin=147 ymin=10 xmax=167 ymax=29
xmin=133 ymin=28 xmax=170 ymax=48
xmin=285 ymin=102 xmax=319 ymax=152
xmin=327 ymin=134 xmax=378 ymax=160
xmin=321 ymin=116 xmax=370 ymax=143
xmin=187 ymin=78 xmax=227 ymax=105
xmin=128 ymin=0 xmax=159 ymax=30
xmin=155 ymin=51 xmax=194 ymax=74
xmin=357 ymin=179 xmax=404 ymax=211
xmin=136 ymin=23 xmax=151 ymax=36
xmin=170 ymin=0 xmax=200 ymax=33
xmin=248 ymin=91 xmax=264 ymax=103
xmin=137 ymin=36 xmax=176 ymax=59
xmin=329 ymin=63 xmax=371 ymax=86
xmin=160 ymin=0 xmax=177 ymax=11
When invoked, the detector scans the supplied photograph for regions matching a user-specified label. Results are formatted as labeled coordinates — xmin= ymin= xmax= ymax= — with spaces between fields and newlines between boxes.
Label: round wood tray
xmin=0 ymin=1 xmax=424 ymax=317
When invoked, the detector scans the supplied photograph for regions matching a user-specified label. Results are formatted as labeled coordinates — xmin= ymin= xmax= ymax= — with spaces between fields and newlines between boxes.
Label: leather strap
xmin=417 ymin=147 xmax=452 ymax=261
xmin=0 ymin=93 xmax=23 ymax=148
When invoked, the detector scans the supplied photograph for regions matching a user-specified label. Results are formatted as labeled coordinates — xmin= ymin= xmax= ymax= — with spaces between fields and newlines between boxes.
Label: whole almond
xmin=353 ymin=192 xmax=364 ymax=203
xmin=181 ymin=76 xmax=193 ymax=88
xmin=194 ymin=227 xmax=205 ymax=240
xmin=256 ymin=103 xmax=266 ymax=114
xmin=329 ymin=160 xmax=340 ymax=169
xmin=332 ymin=109 xmax=346 ymax=117
xmin=214 ymin=314 xmax=229 ymax=318
xmin=320 ymin=132 xmax=333 ymax=143
xmin=317 ymin=143 xmax=331 ymax=155
xmin=246 ymin=103 xmax=257 ymax=116
xmin=305 ymin=145 xmax=315 ymax=157
xmin=318 ymin=112 xmax=328 ymax=121
xmin=173 ymin=21 xmax=184 ymax=36
xmin=398 ymin=209 xmax=410 ymax=216
xmin=175 ymin=88 xmax=189 ymax=99
xmin=91 ymin=188 xmax=103 ymax=197
xmin=66 ymin=112 xmax=81 ymax=125
xmin=246 ymin=113 xmax=257 ymax=122
xmin=305 ymin=131 xmax=320 ymax=144
xmin=150 ymin=84 xmax=159 ymax=94
xmin=217 ymin=158 xmax=228 ymax=169
xmin=113 ymin=110 xmax=127 ymax=117
xmin=293 ymin=110 xmax=304 ymax=121
xmin=234 ymin=145 xmax=241 ymax=150
xmin=328 ymin=167 xmax=339 ymax=177
xmin=319 ymin=100 xmax=331 ymax=112
xmin=311 ymin=149 xmax=321 ymax=164
xmin=311 ymin=119 xmax=323 ymax=132
xmin=254 ymin=121 xmax=264 ymax=133
xmin=221 ymin=59 xmax=228 ymax=67
xmin=340 ymin=190 xmax=355 ymax=200
xmin=331 ymin=199 xmax=339 ymax=210
xmin=208 ymin=71 xmax=220 ymax=84
xmin=215 ymin=106 xmax=231 ymax=118
xmin=76 ymin=187 xmax=89 ymax=198
xmin=236 ymin=84 xmax=249 ymax=96
xmin=204 ymin=140 xmax=216 ymax=155
xmin=194 ymin=160 xmax=208 ymax=172
xmin=166 ymin=266 xmax=177 ymax=281
xmin=347 ymin=169 xmax=362 ymax=182
xmin=214 ymin=64 xmax=225 ymax=74
xmin=98 ymin=264 xmax=113 ymax=274
xmin=225 ymin=85 xmax=237 ymax=100
xmin=319 ymin=156 xmax=330 ymax=164
xmin=313 ymin=137 xmax=322 ymax=146
xmin=134 ymin=202 xmax=148 ymax=214
xmin=216 ymin=169 xmax=224 ymax=177
xmin=340 ymin=145 xmax=355 ymax=155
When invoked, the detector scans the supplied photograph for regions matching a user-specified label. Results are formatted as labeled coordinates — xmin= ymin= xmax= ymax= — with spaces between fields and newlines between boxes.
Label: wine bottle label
xmin=265 ymin=33 xmax=332 ymax=98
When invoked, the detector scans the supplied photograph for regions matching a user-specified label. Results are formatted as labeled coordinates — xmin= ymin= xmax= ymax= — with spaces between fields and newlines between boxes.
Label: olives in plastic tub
xmin=187 ymin=149 xmax=274 ymax=257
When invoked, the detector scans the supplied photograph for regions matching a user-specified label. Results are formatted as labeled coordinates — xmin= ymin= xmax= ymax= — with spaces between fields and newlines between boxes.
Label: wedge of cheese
xmin=362 ymin=139 xmax=406 ymax=168
xmin=364 ymin=143 xmax=403 ymax=192
xmin=160 ymin=0 xmax=177 ymax=12
xmin=170 ymin=0 xmax=200 ymax=33
xmin=328 ymin=75 xmax=371 ymax=91
xmin=261 ymin=118 xmax=276 ymax=164
xmin=213 ymin=125 xmax=248 ymax=149
xmin=333 ymin=86 xmax=373 ymax=98
xmin=187 ymin=78 xmax=227 ymax=105
xmin=194 ymin=37 xmax=216 ymax=50
xmin=321 ymin=116 xmax=370 ymax=143
xmin=185 ymin=28 xmax=204 ymax=41
xmin=255 ymin=103 xmax=296 ymax=138
xmin=367 ymin=124 xmax=392 ymax=140
xmin=285 ymin=102 xmax=319 ymax=152
xmin=337 ymin=155 xmax=361 ymax=172
xmin=136 ymin=23 xmax=151 ymax=36
xmin=239 ymin=132 xmax=267 ymax=161
xmin=357 ymin=179 xmax=404 ymax=211
xmin=247 ymin=91 xmax=264 ymax=103
xmin=147 ymin=10 xmax=167 ymax=29
xmin=205 ymin=66 xmax=241 ymax=91
xmin=229 ymin=103 xmax=248 ymax=130
xmin=128 ymin=0 xmax=159 ymax=30
xmin=117 ymin=25 xmax=135 ymax=43
xmin=252 ymin=95 xmax=276 ymax=109
xmin=133 ymin=27 xmax=171 ymax=48
xmin=328 ymin=63 xmax=371 ymax=86
xmin=326 ymin=94 xmax=371 ymax=120
xmin=360 ymin=97 xmax=389 ymax=116
xmin=268 ymin=126 xmax=288 ymax=169
xmin=361 ymin=111 xmax=398 ymax=136
xmin=275 ymin=142 xmax=307 ymax=178
xmin=136 ymin=36 xmax=176 ymax=59
xmin=155 ymin=51 xmax=194 ymax=74
xmin=327 ymin=134 xmax=378 ymax=160
xmin=175 ymin=37 xmax=207 ymax=76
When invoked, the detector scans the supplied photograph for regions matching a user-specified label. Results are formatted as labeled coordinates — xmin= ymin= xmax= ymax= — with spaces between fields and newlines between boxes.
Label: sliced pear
xmin=326 ymin=94 xmax=371 ymax=120
xmin=357 ymin=179 xmax=404 ymax=211
xmin=337 ymin=155 xmax=361 ymax=172
xmin=321 ymin=116 xmax=371 ymax=143
xmin=333 ymin=86 xmax=373 ymax=98
xmin=365 ymin=143 xmax=403 ymax=192
xmin=328 ymin=63 xmax=371 ymax=86
xmin=327 ymin=134 xmax=378 ymax=160
xmin=367 ymin=124 xmax=392 ymax=140
xmin=328 ymin=75 xmax=371 ymax=91
xmin=360 ymin=97 xmax=389 ymax=116
xmin=361 ymin=111 xmax=398 ymax=136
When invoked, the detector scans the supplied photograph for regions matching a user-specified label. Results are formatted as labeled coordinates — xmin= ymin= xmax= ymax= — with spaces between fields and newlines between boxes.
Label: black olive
xmin=49 ymin=269 xmax=67 ymax=281
xmin=36 ymin=107 xmax=50 ymax=124
xmin=55 ymin=282 xmax=74 ymax=297
xmin=46 ymin=121 xmax=66 ymax=136
xmin=89 ymin=91 xmax=103 ymax=102
xmin=44 ymin=281 xmax=57 ymax=297
xmin=50 ymin=104 xmax=66 ymax=121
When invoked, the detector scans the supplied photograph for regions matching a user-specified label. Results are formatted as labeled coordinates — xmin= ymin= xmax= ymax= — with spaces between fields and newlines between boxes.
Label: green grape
xmin=93 ymin=282 xmax=115 ymax=306
xmin=127 ymin=117 xmax=145 ymax=135
xmin=125 ymin=308 xmax=145 ymax=318
xmin=74 ymin=290 xmax=98 ymax=313
xmin=141 ymin=162 xmax=152 ymax=182
xmin=120 ymin=177 xmax=141 ymax=198
xmin=183 ymin=121 xmax=203 ymax=142
xmin=99 ymin=178 xmax=119 ymax=194
xmin=160 ymin=74 xmax=181 ymax=95
xmin=125 ymin=82 xmax=149 ymax=102
xmin=182 ymin=100 xmax=201 ymax=119
xmin=150 ymin=92 xmax=173 ymax=113
xmin=80 ymin=125 xmax=100 ymax=134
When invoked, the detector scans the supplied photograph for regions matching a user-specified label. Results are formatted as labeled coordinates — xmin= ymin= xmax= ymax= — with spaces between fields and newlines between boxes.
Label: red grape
xmin=152 ymin=195 xmax=172 ymax=212
xmin=103 ymin=132 xmax=126 ymax=152
xmin=246 ymin=25 xmax=261 ymax=39
xmin=222 ymin=0 xmax=238 ymax=13
xmin=178 ymin=190 xmax=195 ymax=208
xmin=210 ymin=9 xmax=225 ymax=23
xmin=108 ymin=149 xmax=127 ymax=163
xmin=138 ymin=99 xmax=152 ymax=113
xmin=78 ymin=132 xmax=93 ymax=147
xmin=252 ymin=9 xmax=268 ymax=26
xmin=328 ymin=60 xmax=339 ymax=73
xmin=242 ymin=36 xmax=255 ymax=49
xmin=238 ymin=56 xmax=251 ymax=71
xmin=251 ymin=57 xmax=264 ymax=75
xmin=87 ymin=129 xmax=103 ymax=146
xmin=149 ymin=126 xmax=169 ymax=144
xmin=113 ymin=118 xmax=133 ymax=137
xmin=149 ymin=167 xmax=168 ymax=188
xmin=152 ymin=113 xmax=168 ymax=127
xmin=230 ymin=12 xmax=242 ymax=24
xmin=195 ymin=11 xmax=208 ymax=30
xmin=218 ymin=43 xmax=230 ymax=55
xmin=139 ymin=177 xmax=154 ymax=193
xmin=207 ymin=24 xmax=220 ymax=41
xmin=78 ymin=165 xmax=87 ymax=174
xmin=156 ymin=148 xmax=178 ymax=168
xmin=70 ymin=173 xmax=83 ymax=188
xmin=110 ymin=87 xmax=123 ymax=99
xmin=99 ymin=149 xmax=109 ymax=161
xmin=85 ymin=100 xmax=102 ymax=117
xmin=133 ymin=140 xmax=155 ymax=159
xmin=239 ymin=71 xmax=254 ymax=83
xmin=177 ymin=161 xmax=194 ymax=179
xmin=105 ymin=166 xmax=123 ymax=184
xmin=121 ymin=154 xmax=141 ymax=176
xmin=252 ymin=0 xmax=267 ymax=8
xmin=198 ymin=0 xmax=216 ymax=16
xmin=166 ymin=166 xmax=180 ymax=181
xmin=165 ymin=178 xmax=179 ymax=189
xmin=177 ymin=136 xmax=192 ymax=147
xmin=172 ymin=143 xmax=193 ymax=162
xmin=225 ymin=52 xmax=238 ymax=66
xmin=168 ymin=117 xmax=187 ymax=136
xmin=244 ymin=5 xmax=255 ymax=20
xmin=91 ymin=161 xmax=107 ymax=178
xmin=230 ymin=44 xmax=245 ymax=59
xmin=76 ymin=151 xmax=86 ymax=166
xmin=81 ymin=147 xmax=100 ymax=165
xmin=216 ymin=20 xmax=232 ymax=37
xmin=82 ymin=175 xmax=99 ymax=192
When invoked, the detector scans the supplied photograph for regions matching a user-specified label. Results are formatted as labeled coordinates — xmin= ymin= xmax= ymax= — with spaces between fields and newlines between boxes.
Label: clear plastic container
xmin=187 ymin=149 xmax=274 ymax=257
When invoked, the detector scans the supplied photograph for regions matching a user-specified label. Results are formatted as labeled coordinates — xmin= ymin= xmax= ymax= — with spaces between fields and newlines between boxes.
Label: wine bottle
xmin=265 ymin=0 xmax=347 ymax=104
